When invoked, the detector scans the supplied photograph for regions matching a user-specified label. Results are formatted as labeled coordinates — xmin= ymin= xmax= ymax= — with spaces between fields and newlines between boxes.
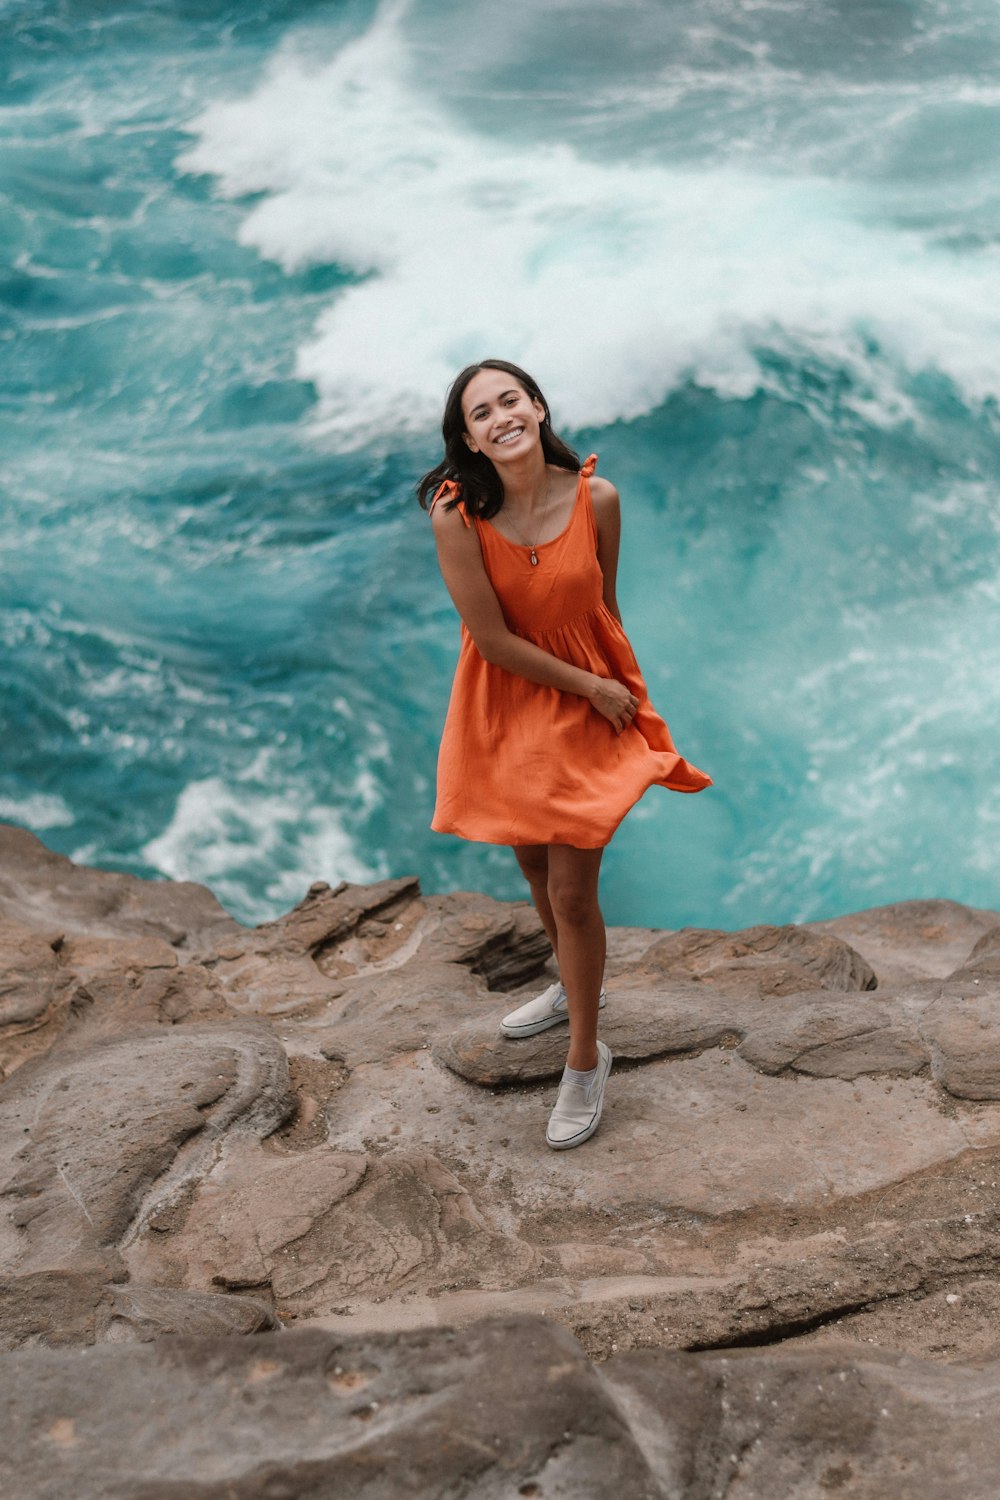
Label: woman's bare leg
xmin=513 ymin=844 xmax=559 ymax=963
xmin=546 ymin=844 xmax=605 ymax=1071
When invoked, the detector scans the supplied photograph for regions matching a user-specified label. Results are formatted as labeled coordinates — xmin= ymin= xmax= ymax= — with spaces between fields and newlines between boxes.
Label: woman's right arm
xmin=431 ymin=504 xmax=638 ymax=732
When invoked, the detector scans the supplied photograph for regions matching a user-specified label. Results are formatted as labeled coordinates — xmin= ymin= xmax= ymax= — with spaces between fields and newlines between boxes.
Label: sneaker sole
xmin=500 ymin=992 xmax=607 ymax=1040
xmin=500 ymin=1011 xmax=568 ymax=1039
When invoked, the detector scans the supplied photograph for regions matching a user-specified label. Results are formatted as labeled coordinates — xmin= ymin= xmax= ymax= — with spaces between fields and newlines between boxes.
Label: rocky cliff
xmin=3 ymin=823 xmax=1000 ymax=1497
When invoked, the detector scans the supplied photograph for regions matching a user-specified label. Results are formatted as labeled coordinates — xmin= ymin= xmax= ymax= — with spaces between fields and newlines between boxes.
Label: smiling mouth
xmin=495 ymin=427 xmax=525 ymax=446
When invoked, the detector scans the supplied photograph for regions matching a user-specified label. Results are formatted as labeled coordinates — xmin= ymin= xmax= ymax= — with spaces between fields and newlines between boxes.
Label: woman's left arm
xmin=592 ymin=476 xmax=623 ymax=623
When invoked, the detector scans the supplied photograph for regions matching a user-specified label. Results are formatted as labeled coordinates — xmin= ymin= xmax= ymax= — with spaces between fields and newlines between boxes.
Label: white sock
xmin=563 ymin=1062 xmax=598 ymax=1091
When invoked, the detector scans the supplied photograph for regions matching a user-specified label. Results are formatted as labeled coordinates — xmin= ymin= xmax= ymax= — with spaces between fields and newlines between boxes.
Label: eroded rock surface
xmin=5 ymin=825 xmax=1000 ymax=1494
xmin=0 ymin=1019 xmax=294 ymax=1348
xmin=5 ymin=1317 xmax=1000 ymax=1500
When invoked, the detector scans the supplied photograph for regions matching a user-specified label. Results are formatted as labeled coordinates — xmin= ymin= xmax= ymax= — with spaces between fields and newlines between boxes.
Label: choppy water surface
xmin=3 ymin=0 xmax=1000 ymax=928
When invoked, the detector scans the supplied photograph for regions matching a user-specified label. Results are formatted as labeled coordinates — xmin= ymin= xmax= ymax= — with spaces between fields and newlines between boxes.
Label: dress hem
xmin=431 ymin=819 xmax=613 ymax=850
xmin=431 ymin=768 xmax=712 ymax=849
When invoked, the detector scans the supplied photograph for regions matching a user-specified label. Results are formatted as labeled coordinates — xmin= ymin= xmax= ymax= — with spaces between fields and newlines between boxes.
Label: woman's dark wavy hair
xmin=416 ymin=359 xmax=580 ymax=520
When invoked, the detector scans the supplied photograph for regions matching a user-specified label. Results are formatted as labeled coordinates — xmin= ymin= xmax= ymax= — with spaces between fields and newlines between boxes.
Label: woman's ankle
xmin=566 ymin=1047 xmax=599 ymax=1071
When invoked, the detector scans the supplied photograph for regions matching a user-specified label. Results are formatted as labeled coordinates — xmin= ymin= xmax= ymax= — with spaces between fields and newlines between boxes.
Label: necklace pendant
xmin=529 ymin=548 xmax=538 ymax=566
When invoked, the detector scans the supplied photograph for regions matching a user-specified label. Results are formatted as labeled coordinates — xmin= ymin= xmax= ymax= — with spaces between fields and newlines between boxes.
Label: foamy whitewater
xmin=3 ymin=0 xmax=1000 ymax=928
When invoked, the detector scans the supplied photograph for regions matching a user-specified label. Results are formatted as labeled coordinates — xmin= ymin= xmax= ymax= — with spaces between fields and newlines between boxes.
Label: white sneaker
xmin=500 ymin=981 xmax=607 ymax=1038
xmin=545 ymin=1041 xmax=613 ymax=1150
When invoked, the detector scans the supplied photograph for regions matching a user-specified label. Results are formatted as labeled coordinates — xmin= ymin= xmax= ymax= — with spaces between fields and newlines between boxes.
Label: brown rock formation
xmin=6 ymin=1318 xmax=1000 ymax=1498
xmin=3 ymin=821 xmax=1000 ymax=1495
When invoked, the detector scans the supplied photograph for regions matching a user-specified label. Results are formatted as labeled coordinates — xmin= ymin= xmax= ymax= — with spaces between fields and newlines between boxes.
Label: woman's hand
xmin=588 ymin=676 xmax=640 ymax=733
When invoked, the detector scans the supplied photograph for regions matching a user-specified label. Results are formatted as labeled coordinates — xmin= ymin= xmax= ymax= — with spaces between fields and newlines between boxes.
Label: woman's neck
xmin=499 ymin=453 xmax=551 ymax=514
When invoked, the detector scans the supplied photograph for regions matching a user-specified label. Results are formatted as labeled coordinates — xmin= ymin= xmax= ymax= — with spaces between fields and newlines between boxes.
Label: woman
xmin=419 ymin=359 xmax=711 ymax=1150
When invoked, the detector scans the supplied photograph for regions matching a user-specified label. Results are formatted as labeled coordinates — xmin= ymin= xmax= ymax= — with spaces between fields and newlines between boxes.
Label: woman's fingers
xmin=593 ymin=678 xmax=640 ymax=730
xmin=613 ymin=690 xmax=640 ymax=732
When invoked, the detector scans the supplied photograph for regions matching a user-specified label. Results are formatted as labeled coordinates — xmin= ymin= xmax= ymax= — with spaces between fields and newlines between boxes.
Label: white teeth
xmin=496 ymin=427 xmax=524 ymax=445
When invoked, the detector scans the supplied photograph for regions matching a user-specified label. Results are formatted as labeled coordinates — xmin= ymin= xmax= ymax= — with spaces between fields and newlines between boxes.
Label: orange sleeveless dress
xmin=430 ymin=455 xmax=712 ymax=848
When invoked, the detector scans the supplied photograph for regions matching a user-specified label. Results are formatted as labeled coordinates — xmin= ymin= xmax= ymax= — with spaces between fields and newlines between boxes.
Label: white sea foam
xmin=143 ymin=774 xmax=382 ymax=921
xmin=177 ymin=0 xmax=1000 ymax=446
xmin=0 ymin=793 xmax=74 ymax=830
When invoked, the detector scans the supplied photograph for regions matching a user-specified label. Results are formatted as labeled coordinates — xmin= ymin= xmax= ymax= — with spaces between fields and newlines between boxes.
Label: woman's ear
xmin=533 ymin=398 xmax=547 ymax=423
xmin=463 ymin=431 xmax=479 ymax=453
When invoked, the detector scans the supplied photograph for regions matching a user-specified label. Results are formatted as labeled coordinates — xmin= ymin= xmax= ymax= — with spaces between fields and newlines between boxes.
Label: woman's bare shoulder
xmin=430 ymin=495 xmax=473 ymax=536
xmin=589 ymin=474 xmax=621 ymax=511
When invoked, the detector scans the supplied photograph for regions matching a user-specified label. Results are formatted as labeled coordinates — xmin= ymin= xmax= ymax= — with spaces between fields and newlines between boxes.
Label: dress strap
xmin=580 ymin=453 xmax=598 ymax=479
xmin=429 ymin=478 xmax=471 ymax=528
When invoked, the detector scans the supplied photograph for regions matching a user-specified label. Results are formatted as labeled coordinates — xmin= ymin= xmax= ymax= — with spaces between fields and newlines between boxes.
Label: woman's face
xmin=460 ymin=369 xmax=546 ymax=465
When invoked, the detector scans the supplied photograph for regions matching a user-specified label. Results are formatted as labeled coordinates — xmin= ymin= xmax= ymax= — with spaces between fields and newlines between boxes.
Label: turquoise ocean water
xmin=3 ymin=0 xmax=1000 ymax=930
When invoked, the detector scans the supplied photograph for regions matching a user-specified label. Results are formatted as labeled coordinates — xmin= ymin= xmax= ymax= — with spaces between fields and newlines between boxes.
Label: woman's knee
xmin=546 ymin=846 xmax=603 ymax=927
xmin=548 ymin=880 xmax=600 ymax=927
xmin=514 ymin=844 xmax=548 ymax=887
